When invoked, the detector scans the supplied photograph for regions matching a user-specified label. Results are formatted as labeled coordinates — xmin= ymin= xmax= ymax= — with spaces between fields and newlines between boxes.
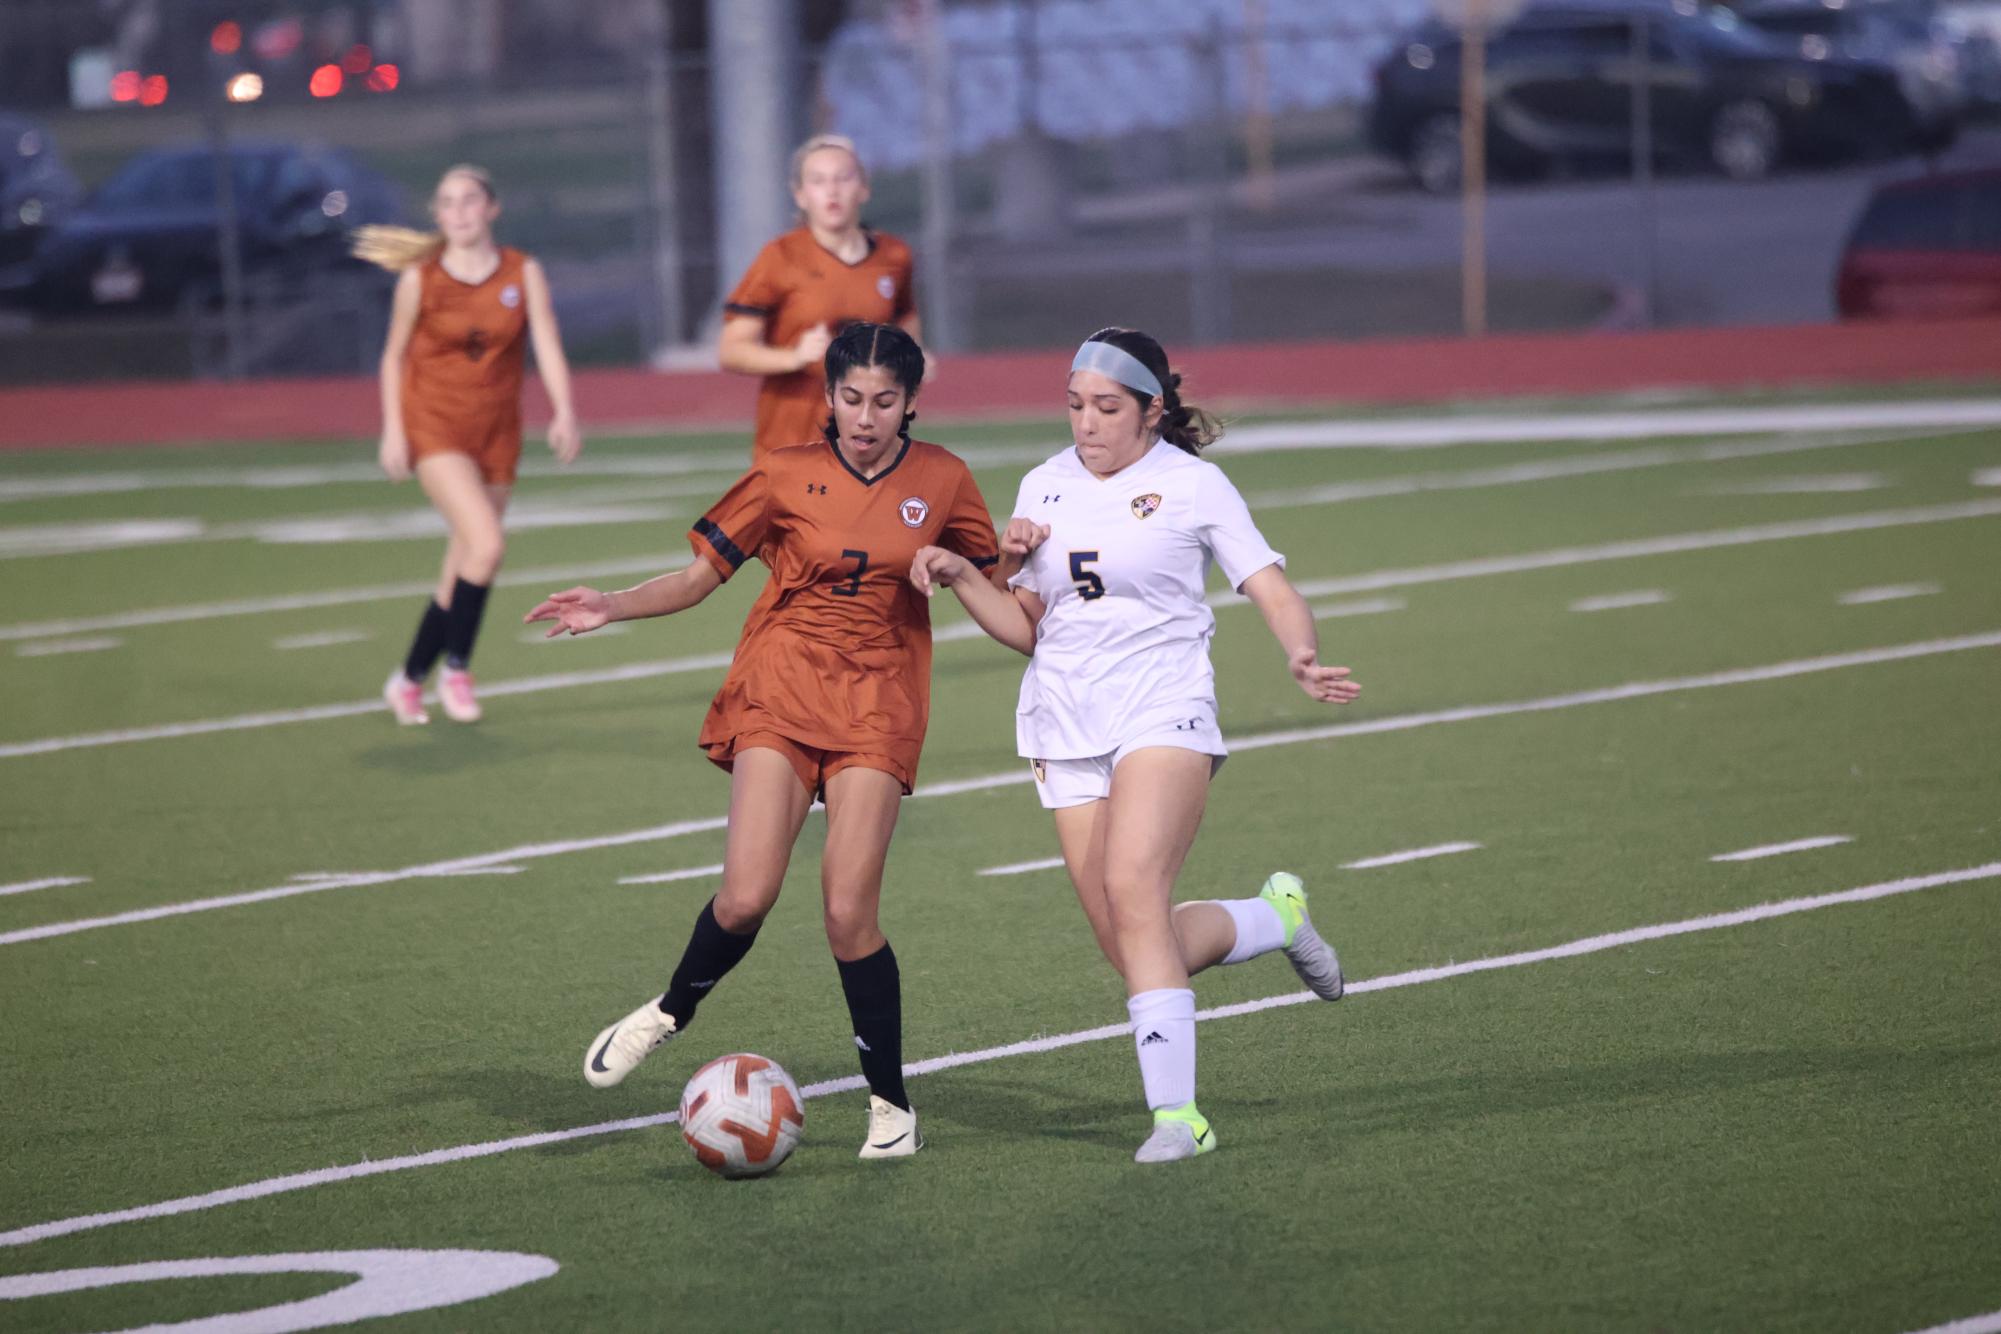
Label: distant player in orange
xmin=526 ymin=323 xmax=1001 ymax=1161
xmin=356 ymin=164 xmax=582 ymax=726
xmin=718 ymin=134 xmax=918 ymax=456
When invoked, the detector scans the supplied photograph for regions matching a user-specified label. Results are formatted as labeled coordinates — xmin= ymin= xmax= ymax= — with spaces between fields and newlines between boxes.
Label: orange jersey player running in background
xmin=718 ymin=134 xmax=918 ymax=456
xmin=526 ymin=323 xmax=1004 ymax=1161
xmin=358 ymin=164 xmax=581 ymax=727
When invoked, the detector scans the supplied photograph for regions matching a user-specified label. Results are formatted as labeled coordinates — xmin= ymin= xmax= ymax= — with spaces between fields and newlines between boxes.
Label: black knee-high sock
xmin=402 ymin=601 xmax=451 ymax=682
xmin=837 ymin=942 xmax=908 ymax=1111
xmin=441 ymin=577 xmax=491 ymax=671
xmin=658 ymin=899 xmax=759 ymax=1028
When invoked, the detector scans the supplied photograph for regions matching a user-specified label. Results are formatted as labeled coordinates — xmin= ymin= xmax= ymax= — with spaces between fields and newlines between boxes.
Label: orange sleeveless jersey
xmin=401 ymin=247 xmax=530 ymax=484
xmin=689 ymin=436 xmax=999 ymax=788
xmin=723 ymin=228 xmax=916 ymax=456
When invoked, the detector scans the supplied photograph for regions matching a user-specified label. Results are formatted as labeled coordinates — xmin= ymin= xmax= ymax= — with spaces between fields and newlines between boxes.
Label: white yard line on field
xmin=1342 ymin=842 xmax=1484 ymax=870
xmin=1969 ymin=469 xmax=2001 ymax=488
xmin=617 ymin=864 xmax=726 ymax=886
xmin=1711 ymin=836 xmax=1854 ymax=863
xmin=273 ymin=629 xmax=374 ymax=651
xmin=0 ymin=876 xmax=89 ymax=898
xmin=1 ymin=419 xmax=1979 ymax=643
xmin=5 ymin=629 xmax=1999 ymax=949
xmin=1839 ymin=583 xmax=1942 ymax=606
xmin=1569 ymin=590 xmax=1671 ymax=613
xmin=1704 ymin=472 xmax=1889 ymax=495
xmin=977 ymin=856 xmax=1068 ymax=877
xmin=7 ymin=498 xmax=2000 ymax=762
xmin=15 ymin=636 xmax=123 ymax=658
xmin=1905 ymin=1309 xmax=2001 ymax=1334
xmin=1313 ymin=597 xmax=1406 ymax=620
xmin=4 ymin=857 xmax=1995 ymax=1251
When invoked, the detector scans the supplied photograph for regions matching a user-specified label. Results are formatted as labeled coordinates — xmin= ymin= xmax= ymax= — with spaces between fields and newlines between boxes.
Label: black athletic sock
xmin=441 ymin=577 xmax=491 ymax=671
xmin=401 ymin=601 xmax=451 ymax=682
xmin=837 ymin=942 xmax=908 ymax=1111
xmin=658 ymin=899 xmax=759 ymax=1028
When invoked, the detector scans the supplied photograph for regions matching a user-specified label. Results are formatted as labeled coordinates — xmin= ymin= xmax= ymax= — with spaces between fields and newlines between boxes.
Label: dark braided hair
xmin=821 ymin=321 xmax=924 ymax=449
xmin=1082 ymin=327 xmax=1223 ymax=455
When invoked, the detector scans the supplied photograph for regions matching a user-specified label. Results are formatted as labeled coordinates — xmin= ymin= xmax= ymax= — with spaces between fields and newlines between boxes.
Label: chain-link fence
xmin=2 ymin=0 xmax=1992 ymax=385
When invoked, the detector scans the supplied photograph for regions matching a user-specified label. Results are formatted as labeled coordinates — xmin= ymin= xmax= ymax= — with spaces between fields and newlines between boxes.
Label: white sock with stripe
xmin=1127 ymin=987 xmax=1197 ymax=1111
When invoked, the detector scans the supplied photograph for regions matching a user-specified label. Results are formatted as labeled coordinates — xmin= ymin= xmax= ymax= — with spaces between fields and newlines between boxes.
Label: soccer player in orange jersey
xmin=717 ymin=134 xmax=919 ymax=456
xmin=358 ymin=165 xmax=582 ymax=727
xmin=526 ymin=323 xmax=1001 ymax=1160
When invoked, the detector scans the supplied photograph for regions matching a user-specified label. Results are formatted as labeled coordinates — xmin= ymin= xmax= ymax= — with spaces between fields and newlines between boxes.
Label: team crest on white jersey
xmin=898 ymin=496 xmax=930 ymax=528
xmin=877 ymin=275 xmax=895 ymax=300
xmin=1032 ymin=758 xmax=1048 ymax=783
xmin=499 ymin=284 xmax=521 ymax=309
xmin=1131 ymin=492 xmax=1162 ymax=520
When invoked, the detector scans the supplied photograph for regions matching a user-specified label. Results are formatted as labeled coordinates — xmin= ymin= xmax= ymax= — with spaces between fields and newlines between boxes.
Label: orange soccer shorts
xmin=705 ymin=730 xmax=915 ymax=801
xmin=408 ymin=417 xmax=523 ymax=485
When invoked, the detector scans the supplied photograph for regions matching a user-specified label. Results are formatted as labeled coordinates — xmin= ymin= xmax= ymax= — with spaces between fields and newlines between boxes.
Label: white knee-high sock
xmin=1217 ymin=897 xmax=1286 ymax=966
xmin=1127 ymin=987 xmax=1197 ymax=1111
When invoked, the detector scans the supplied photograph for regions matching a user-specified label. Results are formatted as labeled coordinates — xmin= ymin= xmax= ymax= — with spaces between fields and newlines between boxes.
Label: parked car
xmin=1836 ymin=167 xmax=2001 ymax=317
xmin=0 ymin=115 xmax=82 ymax=271
xmin=5 ymin=140 xmax=403 ymax=315
xmin=1738 ymin=0 xmax=1965 ymax=147
xmin=1370 ymin=0 xmax=1935 ymax=193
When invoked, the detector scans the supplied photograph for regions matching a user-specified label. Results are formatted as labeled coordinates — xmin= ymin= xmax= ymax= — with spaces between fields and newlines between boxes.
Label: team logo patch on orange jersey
xmin=899 ymin=497 xmax=930 ymax=528
xmin=1131 ymin=492 xmax=1162 ymax=520
xmin=877 ymin=276 xmax=895 ymax=300
xmin=1032 ymin=758 xmax=1048 ymax=784
xmin=500 ymin=284 xmax=521 ymax=309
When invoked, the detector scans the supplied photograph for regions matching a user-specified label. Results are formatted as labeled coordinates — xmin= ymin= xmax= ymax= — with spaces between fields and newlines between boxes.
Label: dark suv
xmin=1370 ymin=0 xmax=1928 ymax=192
xmin=1836 ymin=168 xmax=2001 ymax=317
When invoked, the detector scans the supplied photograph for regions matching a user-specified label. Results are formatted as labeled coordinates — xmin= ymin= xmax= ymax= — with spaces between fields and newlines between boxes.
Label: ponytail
xmin=351 ymin=224 xmax=444 ymax=273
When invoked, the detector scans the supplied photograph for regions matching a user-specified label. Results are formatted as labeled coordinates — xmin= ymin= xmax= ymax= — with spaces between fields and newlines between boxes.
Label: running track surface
xmin=6 ymin=316 xmax=2001 ymax=450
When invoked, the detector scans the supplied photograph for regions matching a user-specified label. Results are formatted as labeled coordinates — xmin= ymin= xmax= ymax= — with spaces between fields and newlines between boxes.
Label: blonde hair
xmin=789 ymin=134 xmax=865 ymax=188
xmin=351 ymin=164 xmax=498 ymax=272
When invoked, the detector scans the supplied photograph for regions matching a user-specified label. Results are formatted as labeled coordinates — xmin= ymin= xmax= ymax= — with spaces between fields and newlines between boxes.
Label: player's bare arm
xmin=524 ymin=560 xmax=723 ymax=638
xmin=523 ymin=257 xmax=582 ymax=463
xmin=1238 ymin=564 xmax=1362 ymax=705
xmin=375 ymin=266 xmax=423 ymax=482
xmin=719 ymin=312 xmax=832 ymax=375
xmin=910 ymin=546 xmax=1040 ymax=656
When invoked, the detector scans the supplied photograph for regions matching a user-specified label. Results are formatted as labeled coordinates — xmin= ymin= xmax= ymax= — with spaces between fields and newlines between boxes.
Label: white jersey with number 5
xmin=1008 ymin=440 xmax=1284 ymax=760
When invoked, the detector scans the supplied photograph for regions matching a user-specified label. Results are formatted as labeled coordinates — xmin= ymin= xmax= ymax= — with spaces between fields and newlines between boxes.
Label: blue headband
xmin=1071 ymin=339 xmax=1163 ymax=400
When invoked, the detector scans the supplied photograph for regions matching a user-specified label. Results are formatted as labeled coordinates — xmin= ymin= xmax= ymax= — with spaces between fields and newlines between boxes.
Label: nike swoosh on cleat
xmin=590 ymin=1035 xmax=617 ymax=1074
xmin=1195 ymin=1127 xmax=1210 ymax=1145
xmin=870 ymin=1132 xmax=909 ymax=1150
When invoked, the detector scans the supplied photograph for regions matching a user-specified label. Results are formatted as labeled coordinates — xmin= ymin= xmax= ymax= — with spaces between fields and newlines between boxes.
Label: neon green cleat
xmin=1260 ymin=872 xmax=1344 ymax=1001
xmin=1135 ymin=1102 xmax=1218 ymax=1163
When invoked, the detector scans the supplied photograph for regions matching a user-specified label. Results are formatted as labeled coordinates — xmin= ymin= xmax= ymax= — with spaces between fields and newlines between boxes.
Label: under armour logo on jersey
xmin=806 ymin=483 xmax=828 ymax=495
xmin=1042 ymin=494 xmax=1062 ymax=504
xmin=1172 ymin=718 xmax=1202 ymax=732
xmin=1140 ymin=1031 xmax=1168 ymax=1047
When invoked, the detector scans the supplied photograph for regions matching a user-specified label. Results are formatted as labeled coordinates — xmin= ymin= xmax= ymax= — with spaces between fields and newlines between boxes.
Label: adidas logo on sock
xmin=1140 ymin=1031 xmax=1167 ymax=1047
xmin=854 ymin=1035 xmax=872 ymax=1052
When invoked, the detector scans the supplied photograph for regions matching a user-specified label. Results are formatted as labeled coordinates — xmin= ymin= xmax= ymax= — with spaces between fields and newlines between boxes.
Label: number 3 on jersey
xmin=1068 ymin=550 xmax=1105 ymax=601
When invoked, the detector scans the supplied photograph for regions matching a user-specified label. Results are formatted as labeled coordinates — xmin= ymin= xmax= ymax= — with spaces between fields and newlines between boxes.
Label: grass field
xmin=2 ymin=393 xmax=1999 ymax=1332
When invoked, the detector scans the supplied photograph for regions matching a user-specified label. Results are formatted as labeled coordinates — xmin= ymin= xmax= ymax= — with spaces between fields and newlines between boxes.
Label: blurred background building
xmin=1 ymin=0 xmax=1996 ymax=384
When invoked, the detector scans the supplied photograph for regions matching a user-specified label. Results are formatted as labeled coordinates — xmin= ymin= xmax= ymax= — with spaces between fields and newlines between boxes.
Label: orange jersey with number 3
xmin=724 ymin=228 xmax=916 ymax=456
xmin=689 ymin=437 xmax=998 ymax=785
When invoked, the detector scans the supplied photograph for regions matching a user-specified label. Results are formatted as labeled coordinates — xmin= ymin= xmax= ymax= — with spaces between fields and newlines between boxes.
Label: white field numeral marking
xmin=0 ymin=876 xmax=90 ymax=898
xmin=977 ymin=856 xmax=1068 ymax=877
xmin=1342 ymin=842 xmax=1483 ymax=870
xmin=273 ymin=629 xmax=374 ymax=651
xmin=618 ymin=863 xmax=725 ymax=886
xmin=1311 ymin=597 xmax=1406 ymax=620
xmin=16 ymin=636 xmax=123 ymax=657
xmin=1711 ymin=836 xmax=1853 ymax=863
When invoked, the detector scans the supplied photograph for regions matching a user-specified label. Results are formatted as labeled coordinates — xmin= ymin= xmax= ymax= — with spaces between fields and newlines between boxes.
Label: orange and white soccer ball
xmin=678 ymin=1052 xmax=805 ymax=1178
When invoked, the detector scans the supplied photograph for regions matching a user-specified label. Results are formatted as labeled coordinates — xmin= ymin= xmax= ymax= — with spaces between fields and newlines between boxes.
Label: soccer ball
xmin=678 ymin=1052 xmax=805 ymax=1178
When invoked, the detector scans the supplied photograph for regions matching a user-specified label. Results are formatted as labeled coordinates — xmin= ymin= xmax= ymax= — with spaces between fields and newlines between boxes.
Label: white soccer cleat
xmin=858 ymin=1094 xmax=922 ymax=1159
xmin=584 ymin=998 xmax=678 ymax=1089
xmin=439 ymin=668 xmax=482 ymax=723
xmin=1134 ymin=1105 xmax=1217 ymax=1164
xmin=1261 ymin=872 xmax=1344 ymax=1001
xmin=383 ymin=669 xmax=429 ymax=726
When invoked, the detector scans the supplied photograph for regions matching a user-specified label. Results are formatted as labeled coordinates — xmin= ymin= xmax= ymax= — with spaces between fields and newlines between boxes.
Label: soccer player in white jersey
xmin=910 ymin=326 xmax=1363 ymax=1163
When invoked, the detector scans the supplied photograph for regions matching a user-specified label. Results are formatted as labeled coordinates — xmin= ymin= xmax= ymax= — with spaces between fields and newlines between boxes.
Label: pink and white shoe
xmin=383 ymin=669 xmax=429 ymax=726
xmin=439 ymin=667 xmax=482 ymax=723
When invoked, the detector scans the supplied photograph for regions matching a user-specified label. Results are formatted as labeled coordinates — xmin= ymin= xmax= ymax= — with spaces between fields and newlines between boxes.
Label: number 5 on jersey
xmin=1069 ymin=550 xmax=1105 ymax=601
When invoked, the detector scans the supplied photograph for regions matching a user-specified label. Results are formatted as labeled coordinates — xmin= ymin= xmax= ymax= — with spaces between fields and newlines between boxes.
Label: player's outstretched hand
xmin=909 ymin=546 xmax=971 ymax=598
xmin=378 ymin=429 xmax=411 ymax=483
xmin=1001 ymin=518 xmax=1051 ymax=557
xmin=548 ymin=409 xmax=583 ymax=464
xmin=524 ymin=586 xmax=614 ymax=638
xmin=1289 ymin=647 xmax=1362 ymax=704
